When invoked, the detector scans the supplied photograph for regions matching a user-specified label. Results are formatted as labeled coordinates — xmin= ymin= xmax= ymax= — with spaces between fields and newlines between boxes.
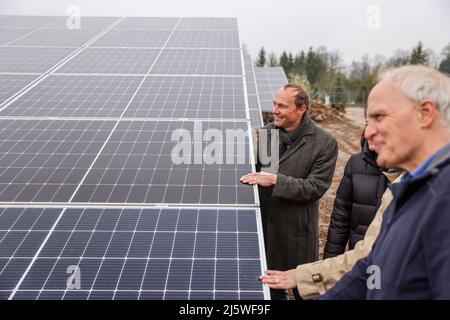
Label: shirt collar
xmin=402 ymin=142 xmax=450 ymax=183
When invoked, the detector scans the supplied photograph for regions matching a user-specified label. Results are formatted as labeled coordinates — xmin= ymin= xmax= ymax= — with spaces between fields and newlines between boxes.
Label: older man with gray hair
xmin=321 ymin=65 xmax=450 ymax=299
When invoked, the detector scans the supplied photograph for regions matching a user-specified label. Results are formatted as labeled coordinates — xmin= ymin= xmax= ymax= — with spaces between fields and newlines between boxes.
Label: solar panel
xmin=90 ymin=30 xmax=172 ymax=48
xmin=167 ymin=31 xmax=239 ymax=48
xmin=9 ymin=29 xmax=102 ymax=47
xmin=55 ymin=48 xmax=160 ymax=74
xmin=0 ymin=74 xmax=39 ymax=106
xmin=2 ymin=207 xmax=264 ymax=300
xmin=0 ymin=16 xmax=269 ymax=300
xmin=254 ymin=66 xmax=288 ymax=111
xmin=0 ymin=119 xmax=116 ymax=203
xmin=124 ymin=76 xmax=247 ymax=119
xmin=0 ymin=75 xmax=144 ymax=117
xmin=0 ymin=47 xmax=76 ymax=73
xmin=72 ymin=120 xmax=255 ymax=205
xmin=151 ymin=49 xmax=242 ymax=75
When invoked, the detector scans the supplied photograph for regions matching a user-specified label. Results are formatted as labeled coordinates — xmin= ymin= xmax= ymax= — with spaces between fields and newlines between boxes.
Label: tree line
xmin=255 ymin=42 xmax=450 ymax=106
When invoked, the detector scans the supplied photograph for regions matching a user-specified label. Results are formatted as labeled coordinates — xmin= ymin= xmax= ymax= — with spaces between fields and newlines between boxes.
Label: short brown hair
xmin=283 ymin=83 xmax=311 ymax=110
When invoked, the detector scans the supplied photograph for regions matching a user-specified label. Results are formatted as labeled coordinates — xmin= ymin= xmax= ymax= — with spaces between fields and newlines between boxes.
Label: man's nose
xmin=364 ymin=122 xmax=377 ymax=140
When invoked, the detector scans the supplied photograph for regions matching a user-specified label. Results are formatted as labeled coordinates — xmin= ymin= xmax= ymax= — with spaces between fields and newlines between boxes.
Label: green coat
xmin=258 ymin=118 xmax=338 ymax=270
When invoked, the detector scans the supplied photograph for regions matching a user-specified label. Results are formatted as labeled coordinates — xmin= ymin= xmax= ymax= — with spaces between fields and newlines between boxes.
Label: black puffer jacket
xmin=323 ymin=139 xmax=388 ymax=259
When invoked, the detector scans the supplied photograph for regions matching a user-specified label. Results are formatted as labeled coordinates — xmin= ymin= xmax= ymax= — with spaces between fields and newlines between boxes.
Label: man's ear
xmin=297 ymin=105 xmax=307 ymax=114
xmin=417 ymin=99 xmax=437 ymax=128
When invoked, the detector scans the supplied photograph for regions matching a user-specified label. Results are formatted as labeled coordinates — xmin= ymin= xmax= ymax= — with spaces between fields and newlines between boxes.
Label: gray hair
xmin=379 ymin=65 xmax=450 ymax=125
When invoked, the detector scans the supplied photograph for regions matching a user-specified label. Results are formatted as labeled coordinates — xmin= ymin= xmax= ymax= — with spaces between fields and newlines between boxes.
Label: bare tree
xmin=268 ymin=51 xmax=278 ymax=66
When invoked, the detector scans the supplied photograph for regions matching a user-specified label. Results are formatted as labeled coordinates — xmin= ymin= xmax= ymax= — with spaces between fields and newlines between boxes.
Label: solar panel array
xmin=0 ymin=16 xmax=268 ymax=300
xmin=254 ymin=66 xmax=288 ymax=112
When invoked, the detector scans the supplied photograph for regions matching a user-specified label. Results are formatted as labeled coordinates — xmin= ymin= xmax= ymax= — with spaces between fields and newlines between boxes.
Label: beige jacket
xmin=296 ymin=171 xmax=403 ymax=300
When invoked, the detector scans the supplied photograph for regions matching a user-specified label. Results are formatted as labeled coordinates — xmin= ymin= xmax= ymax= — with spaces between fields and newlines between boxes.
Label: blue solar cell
xmin=215 ymin=259 xmax=238 ymax=291
xmin=190 ymin=259 xmax=214 ymax=291
xmin=172 ymin=232 xmax=195 ymax=258
xmin=239 ymin=260 xmax=263 ymax=291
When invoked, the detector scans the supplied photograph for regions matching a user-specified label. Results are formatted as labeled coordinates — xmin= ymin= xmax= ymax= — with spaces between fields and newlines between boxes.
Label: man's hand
xmin=240 ymin=172 xmax=277 ymax=187
xmin=259 ymin=269 xmax=297 ymax=289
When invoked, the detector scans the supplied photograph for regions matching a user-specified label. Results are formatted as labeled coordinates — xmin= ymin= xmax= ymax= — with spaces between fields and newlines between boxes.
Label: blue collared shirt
xmin=401 ymin=142 xmax=450 ymax=183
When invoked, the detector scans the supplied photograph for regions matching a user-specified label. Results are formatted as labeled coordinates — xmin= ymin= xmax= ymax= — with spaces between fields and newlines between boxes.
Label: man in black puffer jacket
xmin=323 ymin=137 xmax=388 ymax=258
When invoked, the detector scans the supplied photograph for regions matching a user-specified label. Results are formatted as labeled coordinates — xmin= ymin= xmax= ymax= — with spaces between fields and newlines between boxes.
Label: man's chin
xmin=274 ymin=119 xmax=283 ymax=126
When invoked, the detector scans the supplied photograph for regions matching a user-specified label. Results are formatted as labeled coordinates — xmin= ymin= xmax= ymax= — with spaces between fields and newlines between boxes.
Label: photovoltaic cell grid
xmin=1 ymin=207 xmax=263 ymax=300
xmin=72 ymin=121 xmax=255 ymax=205
xmin=0 ymin=75 xmax=145 ymax=118
xmin=254 ymin=66 xmax=288 ymax=112
xmin=0 ymin=119 xmax=115 ymax=203
xmin=0 ymin=75 xmax=247 ymax=119
xmin=0 ymin=16 xmax=267 ymax=300
xmin=124 ymin=76 xmax=247 ymax=119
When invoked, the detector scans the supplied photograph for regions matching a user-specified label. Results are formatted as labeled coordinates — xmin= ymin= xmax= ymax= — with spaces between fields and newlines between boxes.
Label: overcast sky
xmin=1 ymin=0 xmax=449 ymax=65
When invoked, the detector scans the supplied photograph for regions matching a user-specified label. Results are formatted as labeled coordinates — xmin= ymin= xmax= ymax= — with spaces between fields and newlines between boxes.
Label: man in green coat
xmin=241 ymin=84 xmax=338 ymax=299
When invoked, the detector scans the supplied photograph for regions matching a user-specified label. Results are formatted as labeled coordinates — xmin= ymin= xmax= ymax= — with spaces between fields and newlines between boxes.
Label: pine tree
xmin=256 ymin=47 xmax=266 ymax=67
xmin=439 ymin=54 xmax=450 ymax=75
xmin=305 ymin=47 xmax=326 ymax=86
xmin=287 ymin=52 xmax=294 ymax=72
xmin=279 ymin=51 xmax=289 ymax=73
xmin=410 ymin=41 xmax=429 ymax=65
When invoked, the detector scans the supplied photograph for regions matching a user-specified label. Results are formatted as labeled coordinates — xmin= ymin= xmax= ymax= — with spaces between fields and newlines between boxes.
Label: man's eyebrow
xmin=368 ymin=110 xmax=386 ymax=117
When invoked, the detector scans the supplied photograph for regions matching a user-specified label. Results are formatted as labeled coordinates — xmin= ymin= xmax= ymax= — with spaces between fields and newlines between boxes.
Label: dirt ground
xmin=317 ymin=107 xmax=366 ymax=258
